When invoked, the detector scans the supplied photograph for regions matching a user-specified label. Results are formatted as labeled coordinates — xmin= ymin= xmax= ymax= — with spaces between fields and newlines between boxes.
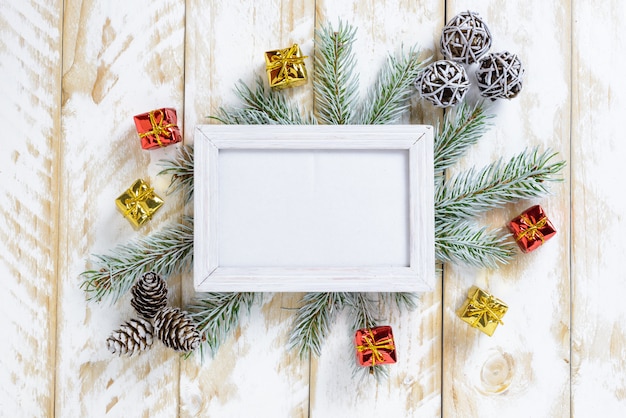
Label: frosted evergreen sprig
xmin=80 ymin=217 xmax=194 ymax=303
xmin=434 ymin=102 xmax=493 ymax=176
xmin=213 ymin=77 xmax=316 ymax=125
xmin=313 ymin=21 xmax=359 ymax=124
xmin=288 ymin=292 xmax=348 ymax=358
xmin=357 ymin=46 xmax=428 ymax=124
xmin=436 ymin=147 xmax=566 ymax=221
xmin=158 ymin=144 xmax=194 ymax=204
xmin=188 ymin=292 xmax=258 ymax=355
xmin=435 ymin=219 xmax=514 ymax=268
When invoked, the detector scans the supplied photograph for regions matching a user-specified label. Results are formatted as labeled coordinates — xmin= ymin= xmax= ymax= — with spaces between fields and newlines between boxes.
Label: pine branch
xmin=80 ymin=217 xmax=194 ymax=303
xmin=288 ymin=292 xmax=348 ymax=358
xmin=212 ymin=77 xmax=316 ymax=125
xmin=345 ymin=293 xmax=379 ymax=331
xmin=436 ymin=148 xmax=566 ymax=221
xmin=434 ymin=102 xmax=493 ymax=176
xmin=380 ymin=292 xmax=419 ymax=311
xmin=435 ymin=219 xmax=514 ymax=268
xmin=158 ymin=144 xmax=194 ymax=203
xmin=313 ymin=21 xmax=359 ymax=124
xmin=187 ymin=292 xmax=258 ymax=355
xmin=357 ymin=47 xmax=428 ymax=125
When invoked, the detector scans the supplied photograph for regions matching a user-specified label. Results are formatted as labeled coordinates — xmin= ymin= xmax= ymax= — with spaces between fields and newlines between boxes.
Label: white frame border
xmin=194 ymin=124 xmax=434 ymax=292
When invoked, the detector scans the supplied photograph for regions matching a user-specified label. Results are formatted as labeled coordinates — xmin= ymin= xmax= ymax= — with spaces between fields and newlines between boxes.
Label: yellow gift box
xmin=457 ymin=286 xmax=508 ymax=336
xmin=264 ymin=43 xmax=308 ymax=89
xmin=115 ymin=179 xmax=164 ymax=228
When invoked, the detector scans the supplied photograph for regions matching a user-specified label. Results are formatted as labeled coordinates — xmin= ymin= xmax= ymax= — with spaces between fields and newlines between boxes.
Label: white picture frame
xmin=194 ymin=125 xmax=434 ymax=292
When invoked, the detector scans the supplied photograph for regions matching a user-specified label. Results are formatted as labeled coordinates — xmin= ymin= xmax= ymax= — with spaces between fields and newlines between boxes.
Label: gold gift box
xmin=457 ymin=286 xmax=508 ymax=336
xmin=264 ymin=43 xmax=308 ymax=89
xmin=115 ymin=179 xmax=164 ymax=228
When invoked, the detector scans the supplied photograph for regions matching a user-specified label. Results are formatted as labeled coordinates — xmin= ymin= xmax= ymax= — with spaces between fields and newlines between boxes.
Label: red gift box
xmin=354 ymin=326 xmax=397 ymax=367
xmin=134 ymin=108 xmax=182 ymax=150
xmin=508 ymin=205 xmax=556 ymax=253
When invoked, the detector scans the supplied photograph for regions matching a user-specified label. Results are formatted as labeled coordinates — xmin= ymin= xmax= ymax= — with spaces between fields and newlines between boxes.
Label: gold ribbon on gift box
xmin=116 ymin=179 xmax=163 ymax=228
xmin=266 ymin=44 xmax=307 ymax=86
xmin=515 ymin=214 xmax=548 ymax=242
xmin=356 ymin=329 xmax=395 ymax=366
xmin=458 ymin=286 xmax=508 ymax=336
xmin=139 ymin=109 xmax=175 ymax=147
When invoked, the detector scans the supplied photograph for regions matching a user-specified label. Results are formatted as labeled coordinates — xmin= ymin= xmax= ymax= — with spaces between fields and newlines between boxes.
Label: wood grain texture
xmin=443 ymin=1 xmax=571 ymax=417
xmin=571 ymin=0 xmax=626 ymax=415
xmin=57 ymin=1 xmax=185 ymax=416
xmin=310 ymin=1 xmax=443 ymax=417
xmin=181 ymin=1 xmax=314 ymax=417
xmin=0 ymin=1 xmax=62 ymax=416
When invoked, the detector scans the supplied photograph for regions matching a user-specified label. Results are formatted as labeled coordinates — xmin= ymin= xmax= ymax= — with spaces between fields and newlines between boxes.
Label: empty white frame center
xmin=194 ymin=125 xmax=434 ymax=292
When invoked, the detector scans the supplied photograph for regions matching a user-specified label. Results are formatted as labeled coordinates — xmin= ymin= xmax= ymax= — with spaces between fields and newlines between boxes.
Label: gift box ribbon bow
xmin=467 ymin=293 xmax=506 ymax=327
xmin=268 ymin=44 xmax=307 ymax=82
xmin=516 ymin=214 xmax=548 ymax=242
xmin=356 ymin=329 xmax=395 ymax=366
xmin=139 ymin=109 xmax=175 ymax=147
xmin=122 ymin=184 xmax=155 ymax=218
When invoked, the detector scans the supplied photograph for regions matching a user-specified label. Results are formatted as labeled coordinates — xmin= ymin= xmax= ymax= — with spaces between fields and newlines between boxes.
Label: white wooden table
xmin=1 ymin=1 xmax=624 ymax=416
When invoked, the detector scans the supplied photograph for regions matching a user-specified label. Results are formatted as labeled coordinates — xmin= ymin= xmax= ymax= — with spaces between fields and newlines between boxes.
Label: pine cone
xmin=154 ymin=307 xmax=201 ymax=352
xmin=107 ymin=317 xmax=154 ymax=356
xmin=131 ymin=271 xmax=168 ymax=320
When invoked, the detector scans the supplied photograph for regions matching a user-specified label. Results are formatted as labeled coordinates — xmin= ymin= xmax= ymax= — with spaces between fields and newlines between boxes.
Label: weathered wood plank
xmin=571 ymin=0 xmax=626 ymax=415
xmin=442 ymin=1 xmax=571 ymax=417
xmin=0 ymin=1 xmax=62 ymax=416
xmin=56 ymin=1 xmax=185 ymax=416
xmin=309 ymin=1 xmax=443 ymax=416
xmin=180 ymin=1 xmax=314 ymax=417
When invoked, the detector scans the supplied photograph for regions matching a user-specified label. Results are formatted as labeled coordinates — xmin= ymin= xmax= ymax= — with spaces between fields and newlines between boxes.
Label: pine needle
xmin=158 ymin=144 xmax=194 ymax=203
xmin=357 ymin=46 xmax=428 ymax=124
xmin=436 ymin=147 xmax=566 ymax=221
xmin=345 ymin=293 xmax=379 ymax=331
xmin=434 ymin=102 xmax=493 ymax=176
xmin=188 ymin=292 xmax=258 ymax=355
xmin=212 ymin=77 xmax=316 ymax=125
xmin=80 ymin=217 xmax=194 ymax=303
xmin=288 ymin=292 xmax=348 ymax=358
xmin=380 ymin=292 xmax=419 ymax=311
xmin=435 ymin=219 xmax=514 ymax=268
xmin=313 ymin=21 xmax=359 ymax=124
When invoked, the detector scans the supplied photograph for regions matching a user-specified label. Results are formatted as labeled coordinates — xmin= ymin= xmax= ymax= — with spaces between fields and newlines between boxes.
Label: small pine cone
xmin=107 ymin=317 xmax=154 ymax=356
xmin=131 ymin=271 xmax=168 ymax=320
xmin=154 ymin=307 xmax=201 ymax=352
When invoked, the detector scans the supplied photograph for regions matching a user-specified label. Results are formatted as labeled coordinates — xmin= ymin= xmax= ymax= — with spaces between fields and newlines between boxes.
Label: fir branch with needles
xmin=158 ymin=144 xmax=194 ymax=203
xmin=288 ymin=292 xmax=348 ymax=358
xmin=434 ymin=102 xmax=493 ymax=177
xmin=188 ymin=292 xmax=258 ymax=355
xmin=435 ymin=220 xmax=514 ymax=268
xmin=435 ymin=147 xmax=566 ymax=221
xmin=356 ymin=46 xmax=428 ymax=124
xmin=212 ymin=77 xmax=316 ymax=125
xmin=80 ymin=217 xmax=194 ymax=303
xmin=313 ymin=21 xmax=359 ymax=124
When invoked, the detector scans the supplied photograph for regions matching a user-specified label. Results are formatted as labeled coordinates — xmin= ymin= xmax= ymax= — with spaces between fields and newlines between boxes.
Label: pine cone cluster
xmin=106 ymin=271 xmax=202 ymax=356
xmin=107 ymin=317 xmax=154 ymax=355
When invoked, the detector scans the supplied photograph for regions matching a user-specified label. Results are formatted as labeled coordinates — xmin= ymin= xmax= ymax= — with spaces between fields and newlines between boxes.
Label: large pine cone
xmin=107 ymin=317 xmax=154 ymax=356
xmin=154 ymin=307 xmax=201 ymax=352
xmin=131 ymin=271 xmax=168 ymax=320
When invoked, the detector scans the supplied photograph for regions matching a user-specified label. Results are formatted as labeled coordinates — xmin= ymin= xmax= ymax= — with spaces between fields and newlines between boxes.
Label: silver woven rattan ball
xmin=415 ymin=60 xmax=470 ymax=108
xmin=440 ymin=11 xmax=492 ymax=64
xmin=475 ymin=51 xmax=524 ymax=100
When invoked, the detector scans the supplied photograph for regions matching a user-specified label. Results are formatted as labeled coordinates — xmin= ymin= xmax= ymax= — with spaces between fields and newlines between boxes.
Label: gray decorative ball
xmin=475 ymin=51 xmax=524 ymax=100
xmin=440 ymin=11 xmax=492 ymax=64
xmin=416 ymin=60 xmax=470 ymax=108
